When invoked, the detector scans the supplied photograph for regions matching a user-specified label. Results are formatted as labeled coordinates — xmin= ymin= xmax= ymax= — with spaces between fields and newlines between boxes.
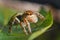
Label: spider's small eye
xmin=24 ymin=10 xmax=33 ymax=15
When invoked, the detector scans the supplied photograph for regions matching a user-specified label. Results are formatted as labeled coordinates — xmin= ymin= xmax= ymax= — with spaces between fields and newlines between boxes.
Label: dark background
xmin=20 ymin=0 xmax=60 ymax=9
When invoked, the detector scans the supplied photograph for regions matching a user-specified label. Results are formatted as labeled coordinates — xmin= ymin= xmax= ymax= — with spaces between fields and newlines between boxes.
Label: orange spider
xmin=8 ymin=10 xmax=45 ymax=35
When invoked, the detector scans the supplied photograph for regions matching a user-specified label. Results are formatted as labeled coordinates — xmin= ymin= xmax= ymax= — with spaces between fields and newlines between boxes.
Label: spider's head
xmin=24 ymin=10 xmax=33 ymax=15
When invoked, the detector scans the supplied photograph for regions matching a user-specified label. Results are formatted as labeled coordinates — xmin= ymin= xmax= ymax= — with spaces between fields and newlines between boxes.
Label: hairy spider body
xmin=8 ymin=10 xmax=45 ymax=35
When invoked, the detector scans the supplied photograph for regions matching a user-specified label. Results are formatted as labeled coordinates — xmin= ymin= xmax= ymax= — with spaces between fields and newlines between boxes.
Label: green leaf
xmin=0 ymin=7 xmax=53 ymax=40
xmin=28 ymin=10 xmax=53 ymax=40
xmin=0 ymin=6 xmax=17 ymax=26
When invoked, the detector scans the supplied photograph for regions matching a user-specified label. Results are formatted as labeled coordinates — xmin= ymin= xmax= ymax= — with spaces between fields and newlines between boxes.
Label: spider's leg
xmin=20 ymin=22 xmax=28 ymax=35
xmin=15 ymin=17 xmax=20 ymax=23
xmin=8 ymin=23 xmax=12 ymax=33
xmin=12 ymin=18 xmax=18 ymax=29
xmin=27 ymin=22 xmax=32 ymax=34
xmin=9 ymin=19 xmax=15 ymax=33
xmin=15 ymin=17 xmax=20 ymax=29
xmin=34 ymin=12 xmax=45 ymax=20
xmin=24 ymin=18 xmax=32 ymax=34
xmin=15 ymin=17 xmax=28 ymax=35
xmin=8 ymin=20 xmax=13 ymax=33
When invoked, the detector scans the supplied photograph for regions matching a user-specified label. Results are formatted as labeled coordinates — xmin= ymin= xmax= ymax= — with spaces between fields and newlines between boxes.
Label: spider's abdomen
xmin=26 ymin=14 xmax=38 ymax=23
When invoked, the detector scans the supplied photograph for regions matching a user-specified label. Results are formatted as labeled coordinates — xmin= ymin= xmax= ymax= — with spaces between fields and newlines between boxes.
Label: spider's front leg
xmin=20 ymin=18 xmax=32 ymax=35
xmin=24 ymin=18 xmax=32 ymax=34
xmin=15 ymin=17 xmax=28 ymax=35
xmin=20 ymin=22 xmax=28 ymax=35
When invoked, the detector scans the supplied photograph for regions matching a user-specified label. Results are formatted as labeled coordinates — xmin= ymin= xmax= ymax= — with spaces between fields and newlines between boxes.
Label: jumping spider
xmin=8 ymin=10 xmax=45 ymax=35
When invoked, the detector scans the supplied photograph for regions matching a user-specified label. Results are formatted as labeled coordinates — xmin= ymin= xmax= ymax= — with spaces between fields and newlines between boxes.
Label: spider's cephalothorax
xmin=8 ymin=10 xmax=45 ymax=35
